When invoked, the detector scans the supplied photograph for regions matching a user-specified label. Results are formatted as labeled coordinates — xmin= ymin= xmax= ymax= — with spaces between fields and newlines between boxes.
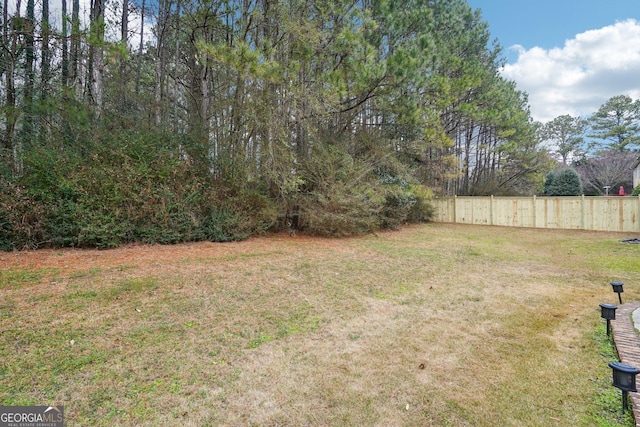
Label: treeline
xmin=0 ymin=0 xmax=548 ymax=250
xmin=540 ymin=95 xmax=640 ymax=196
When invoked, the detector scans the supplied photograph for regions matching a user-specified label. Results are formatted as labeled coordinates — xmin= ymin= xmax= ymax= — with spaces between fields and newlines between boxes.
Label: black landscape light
xmin=599 ymin=303 xmax=617 ymax=336
xmin=611 ymin=281 xmax=624 ymax=304
xmin=609 ymin=362 xmax=640 ymax=411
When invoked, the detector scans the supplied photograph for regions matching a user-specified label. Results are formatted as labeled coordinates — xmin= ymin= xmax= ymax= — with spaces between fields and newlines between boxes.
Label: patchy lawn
xmin=1 ymin=224 xmax=638 ymax=426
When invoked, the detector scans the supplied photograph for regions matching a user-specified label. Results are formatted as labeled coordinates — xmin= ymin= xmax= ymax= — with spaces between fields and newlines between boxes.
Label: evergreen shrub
xmin=544 ymin=168 xmax=583 ymax=196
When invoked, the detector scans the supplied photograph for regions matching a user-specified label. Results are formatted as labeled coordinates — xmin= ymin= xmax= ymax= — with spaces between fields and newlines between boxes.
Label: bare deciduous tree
xmin=577 ymin=150 xmax=638 ymax=195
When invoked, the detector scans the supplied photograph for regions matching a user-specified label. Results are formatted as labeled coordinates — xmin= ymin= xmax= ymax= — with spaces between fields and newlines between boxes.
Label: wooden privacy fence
xmin=431 ymin=196 xmax=640 ymax=233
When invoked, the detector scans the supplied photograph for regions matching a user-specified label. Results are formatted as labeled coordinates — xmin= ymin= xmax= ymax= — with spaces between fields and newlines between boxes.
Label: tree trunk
xmin=40 ymin=0 xmax=51 ymax=139
xmin=41 ymin=0 xmax=50 ymax=92
xmin=2 ymin=0 xmax=14 ymax=156
xmin=134 ymin=0 xmax=145 ymax=95
xmin=90 ymin=0 xmax=104 ymax=116
xmin=71 ymin=0 xmax=80 ymax=94
xmin=120 ymin=0 xmax=128 ymax=110
xmin=61 ymin=0 xmax=69 ymax=87
xmin=23 ymin=0 xmax=35 ymax=145
xmin=3 ymin=0 xmax=21 ymax=172
xmin=154 ymin=0 xmax=168 ymax=126
xmin=0 ymin=0 xmax=5 ymax=79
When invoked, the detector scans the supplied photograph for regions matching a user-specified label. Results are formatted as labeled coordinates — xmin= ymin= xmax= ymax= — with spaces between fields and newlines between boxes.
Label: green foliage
xmin=300 ymin=182 xmax=384 ymax=237
xmin=0 ymin=130 xmax=278 ymax=250
xmin=632 ymin=186 xmax=640 ymax=196
xmin=2 ymin=123 xmax=434 ymax=247
xmin=378 ymin=173 xmax=434 ymax=228
xmin=0 ymin=178 xmax=47 ymax=250
xmin=589 ymin=95 xmax=640 ymax=151
xmin=544 ymin=168 xmax=583 ymax=196
xmin=542 ymin=114 xmax=587 ymax=164
xmin=406 ymin=185 xmax=435 ymax=222
xmin=543 ymin=172 xmax=555 ymax=196
xmin=295 ymin=144 xmax=434 ymax=237
xmin=1 ymin=0 xmax=540 ymax=247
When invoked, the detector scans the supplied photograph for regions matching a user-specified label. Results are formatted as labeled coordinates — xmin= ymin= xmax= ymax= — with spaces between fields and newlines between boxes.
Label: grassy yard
xmin=1 ymin=223 xmax=639 ymax=426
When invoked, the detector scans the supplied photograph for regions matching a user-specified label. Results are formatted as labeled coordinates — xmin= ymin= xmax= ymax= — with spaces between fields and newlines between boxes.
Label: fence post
xmin=532 ymin=195 xmax=536 ymax=228
xmin=581 ymin=194 xmax=585 ymax=230
xmin=453 ymin=195 xmax=457 ymax=223
xmin=637 ymin=195 xmax=640 ymax=232
xmin=490 ymin=195 xmax=494 ymax=226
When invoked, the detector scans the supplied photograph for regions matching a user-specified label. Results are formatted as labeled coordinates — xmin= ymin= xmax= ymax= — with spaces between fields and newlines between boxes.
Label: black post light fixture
xmin=609 ymin=362 xmax=640 ymax=412
xmin=611 ymin=281 xmax=624 ymax=304
xmin=599 ymin=303 xmax=617 ymax=336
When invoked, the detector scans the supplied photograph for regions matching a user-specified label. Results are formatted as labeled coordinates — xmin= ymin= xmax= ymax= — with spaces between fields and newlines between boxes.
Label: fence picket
xmin=431 ymin=196 xmax=640 ymax=232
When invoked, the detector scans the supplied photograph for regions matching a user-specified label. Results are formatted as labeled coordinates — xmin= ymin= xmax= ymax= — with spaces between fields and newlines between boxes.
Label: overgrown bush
xmin=378 ymin=174 xmax=434 ymax=229
xmin=406 ymin=185 xmax=435 ymax=222
xmin=294 ymin=144 xmax=434 ymax=237
xmin=299 ymin=182 xmax=384 ymax=237
xmin=0 ymin=131 xmax=279 ymax=250
xmin=1 ymin=130 xmax=433 ymax=250
xmin=0 ymin=179 xmax=47 ymax=250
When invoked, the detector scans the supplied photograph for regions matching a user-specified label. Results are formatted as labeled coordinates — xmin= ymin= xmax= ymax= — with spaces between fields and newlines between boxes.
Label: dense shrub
xmin=543 ymin=172 xmax=556 ymax=195
xmin=0 ymin=131 xmax=279 ymax=250
xmin=544 ymin=168 xmax=583 ymax=196
xmin=0 ymin=130 xmax=432 ymax=250
xmin=0 ymin=179 xmax=47 ymax=250
xmin=378 ymin=175 xmax=433 ymax=229
xmin=406 ymin=185 xmax=435 ymax=222
xmin=299 ymin=182 xmax=383 ymax=237
xmin=632 ymin=186 xmax=640 ymax=196
xmin=294 ymin=146 xmax=434 ymax=237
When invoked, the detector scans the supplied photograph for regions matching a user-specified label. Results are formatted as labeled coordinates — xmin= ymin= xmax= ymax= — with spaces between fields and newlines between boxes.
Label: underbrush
xmin=0 ymin=134 xmax=433 ymax=250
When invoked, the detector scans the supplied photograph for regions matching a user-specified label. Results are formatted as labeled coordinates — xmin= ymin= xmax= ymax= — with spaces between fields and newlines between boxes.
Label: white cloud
xmin=502 ymin=19 xmax=640 ymax=123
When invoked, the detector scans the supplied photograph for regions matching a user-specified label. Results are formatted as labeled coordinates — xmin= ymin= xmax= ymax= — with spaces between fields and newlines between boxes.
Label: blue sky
xmin=467 ymin=0 xmax=640 ymax=122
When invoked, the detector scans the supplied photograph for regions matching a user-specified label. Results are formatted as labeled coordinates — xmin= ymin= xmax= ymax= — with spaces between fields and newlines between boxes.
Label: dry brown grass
xmin=1 ymin=224 xmax=639 ymax=426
